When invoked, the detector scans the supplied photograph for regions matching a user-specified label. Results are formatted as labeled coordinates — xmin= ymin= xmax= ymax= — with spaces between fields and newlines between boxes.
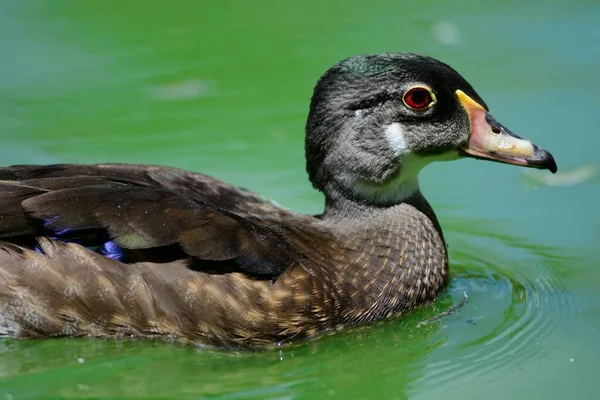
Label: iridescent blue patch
xmin=101 ymin=240 xmax=125 ymax=261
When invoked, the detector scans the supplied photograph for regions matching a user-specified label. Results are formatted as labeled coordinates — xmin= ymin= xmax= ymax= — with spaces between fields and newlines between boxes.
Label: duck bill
xmin=456 ymin=90 xmax=557 ymax=173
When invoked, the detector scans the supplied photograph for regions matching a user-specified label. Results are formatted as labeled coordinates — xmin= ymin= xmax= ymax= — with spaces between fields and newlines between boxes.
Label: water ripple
xmin=415 ymin=219 xmax=581 ymax=391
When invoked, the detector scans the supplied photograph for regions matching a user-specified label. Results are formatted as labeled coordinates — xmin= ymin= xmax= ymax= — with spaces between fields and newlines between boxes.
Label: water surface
xmin=1 ymin=0 xmax=598 ymax=398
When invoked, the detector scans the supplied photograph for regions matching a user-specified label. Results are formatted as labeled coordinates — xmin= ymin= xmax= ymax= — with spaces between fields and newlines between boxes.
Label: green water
xmin=1 ymin=0 xmax=598 ymax=398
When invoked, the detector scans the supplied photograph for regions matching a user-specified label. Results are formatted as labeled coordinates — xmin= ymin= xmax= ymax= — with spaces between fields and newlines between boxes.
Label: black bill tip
xmin=531 ymin=147 xmax=558 ymax=174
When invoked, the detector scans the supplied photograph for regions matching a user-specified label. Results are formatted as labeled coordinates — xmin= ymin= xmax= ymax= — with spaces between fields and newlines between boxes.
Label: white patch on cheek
xmin=354 ymin=109 xmax=363 ymax=119
xmin=384 ymin=123 xmax=408 ymax=157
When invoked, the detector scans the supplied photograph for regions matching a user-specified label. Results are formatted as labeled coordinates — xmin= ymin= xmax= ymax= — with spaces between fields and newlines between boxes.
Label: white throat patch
xmin=339 ymin=122 xmax=458 ymax=205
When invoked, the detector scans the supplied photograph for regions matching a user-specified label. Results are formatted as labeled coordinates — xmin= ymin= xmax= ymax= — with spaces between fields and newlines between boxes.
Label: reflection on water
xmin=523 ymin=164 xmax=597 ymax=187
xmin=0 ymin=316 xmax=443 ymax=399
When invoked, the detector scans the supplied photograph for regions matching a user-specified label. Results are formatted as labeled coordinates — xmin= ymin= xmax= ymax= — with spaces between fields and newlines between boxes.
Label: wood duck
xmin=0 ymin=53 xmax=557 ymax=348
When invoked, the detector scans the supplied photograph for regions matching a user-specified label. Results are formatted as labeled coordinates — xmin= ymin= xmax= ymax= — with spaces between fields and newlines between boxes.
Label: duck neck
xmin=319 ymin=185 xmax=448 ymax=322
xmin=321 ymin=180 xmax=443 ymax=238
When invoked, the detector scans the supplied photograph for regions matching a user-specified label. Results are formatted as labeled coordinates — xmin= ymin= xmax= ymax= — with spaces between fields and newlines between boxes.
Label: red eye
xmin=403 ymin=87 xmax=435 ymax=110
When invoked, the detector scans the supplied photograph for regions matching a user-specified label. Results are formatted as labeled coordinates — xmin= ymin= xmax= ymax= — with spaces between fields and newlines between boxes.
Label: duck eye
xmin=403 ymin=87 xmax=436 ymax=110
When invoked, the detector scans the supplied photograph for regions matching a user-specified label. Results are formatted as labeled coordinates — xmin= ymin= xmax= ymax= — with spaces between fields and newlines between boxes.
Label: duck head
xmin=305 ymin=53 xmax=557 ymax=207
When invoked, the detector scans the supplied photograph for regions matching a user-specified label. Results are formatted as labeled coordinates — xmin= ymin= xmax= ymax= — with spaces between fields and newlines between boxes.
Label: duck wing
xmin=0 ymin=164 xmax=307 ymax=278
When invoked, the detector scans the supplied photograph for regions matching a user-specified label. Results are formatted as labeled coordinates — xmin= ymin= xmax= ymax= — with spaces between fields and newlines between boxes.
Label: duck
xmin=0 ymin=53 xmax=557 ymax=348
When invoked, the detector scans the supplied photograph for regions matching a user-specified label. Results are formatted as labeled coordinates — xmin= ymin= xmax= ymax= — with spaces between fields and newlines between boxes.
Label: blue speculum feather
xmin=100 ymin=240 xmax=125 ymax=261
xmin=43 ymin=217 xmax=63 ymax=230
xmin=39 ymin=218 xmax=126 ymax=261
xmin=53 ymin=228 xmax=75 ymax=236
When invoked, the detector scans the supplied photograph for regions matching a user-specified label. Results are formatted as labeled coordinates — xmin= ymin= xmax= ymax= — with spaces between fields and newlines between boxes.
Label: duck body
xmin=0 ymin=165 xmax=446 ymax=347
xmin=0 ymin=53 xmax=556 ymax=348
